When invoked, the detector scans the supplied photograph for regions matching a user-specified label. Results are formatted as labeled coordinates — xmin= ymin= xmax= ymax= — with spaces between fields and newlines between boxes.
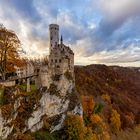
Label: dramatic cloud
xmin=0 ymin=0 xmax=140 ymax=66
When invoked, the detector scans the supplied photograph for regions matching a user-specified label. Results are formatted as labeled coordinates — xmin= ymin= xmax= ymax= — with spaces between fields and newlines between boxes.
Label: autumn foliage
xmin=0 ymin=24 xmax=25 ymax=80
xmin=110 ymin=109 xmax=121 ymax=133
xmin=80 ymin=95 xmax=95 ymax=117
xmin=64 ymin=115 xmax=97 ymax=140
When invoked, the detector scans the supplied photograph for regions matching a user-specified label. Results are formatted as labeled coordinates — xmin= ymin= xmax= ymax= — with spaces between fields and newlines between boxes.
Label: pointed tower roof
xmin=60 ymin=35 xmax=63 ymax=44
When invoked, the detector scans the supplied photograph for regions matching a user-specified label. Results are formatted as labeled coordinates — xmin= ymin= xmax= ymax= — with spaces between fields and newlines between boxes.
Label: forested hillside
xmin=75 ymin=64 xmax=140 ymax=139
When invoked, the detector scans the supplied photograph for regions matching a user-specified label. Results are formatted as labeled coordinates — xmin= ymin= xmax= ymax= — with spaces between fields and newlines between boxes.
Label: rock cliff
xmin=0 ymin=74 xmax=82 ymax=139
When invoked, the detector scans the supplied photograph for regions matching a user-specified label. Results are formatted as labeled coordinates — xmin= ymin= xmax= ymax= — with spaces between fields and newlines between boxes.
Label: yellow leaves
xmin=85 ymin=127 xmax=97 ymax=140
xmin=65 ymin=115 xmax=86 ymax=140
xmin=65 ymin=115 xmax=98 ymax=140
xmin=110 ymin=109 xmax=121 ymax=133
xmin=103 ymin=131 xmax=110 ymax=140
xmin=89 ymin=114 xmax=111 ymax=140
xmin=101 ymin=94 xmax=111 ymax=104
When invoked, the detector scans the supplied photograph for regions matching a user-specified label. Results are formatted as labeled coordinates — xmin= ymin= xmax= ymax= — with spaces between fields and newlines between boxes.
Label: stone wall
xmin=0 ymin=81 xmax=16 ymax=87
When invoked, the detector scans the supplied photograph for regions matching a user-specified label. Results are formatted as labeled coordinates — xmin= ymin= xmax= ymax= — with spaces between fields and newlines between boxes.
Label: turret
xmin=60 ymin=35 xmax=63 ymax=45
xmin=49 ymin=24 xmax=59 ymax=53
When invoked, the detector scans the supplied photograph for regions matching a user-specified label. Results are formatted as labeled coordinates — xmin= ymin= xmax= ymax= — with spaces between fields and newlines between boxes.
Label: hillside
xmin=75 ymin=64 xmax=140 ymax=129
xmin=0 ymin=64 xmax=140 ymax=140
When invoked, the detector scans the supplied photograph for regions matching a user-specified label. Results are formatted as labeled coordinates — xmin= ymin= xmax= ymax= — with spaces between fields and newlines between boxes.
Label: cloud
xmin=0 ymin=0 xmax=140 ymax=66
xmin=97 ymin=0 xmax=140 ymax=36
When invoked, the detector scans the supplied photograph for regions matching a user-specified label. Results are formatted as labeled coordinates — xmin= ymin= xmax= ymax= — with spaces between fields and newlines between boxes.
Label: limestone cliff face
xmin=0 ymin=74 xmax=83 ymax=139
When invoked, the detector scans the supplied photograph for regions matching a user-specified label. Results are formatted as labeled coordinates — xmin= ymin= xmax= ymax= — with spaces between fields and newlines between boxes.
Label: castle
xmin=37 ymin=24 xmax=74 ymax=87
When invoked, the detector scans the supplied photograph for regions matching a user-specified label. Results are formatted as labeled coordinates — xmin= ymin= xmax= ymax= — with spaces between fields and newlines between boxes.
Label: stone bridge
xmin=0 ymin=73 xmax=39 ymax=92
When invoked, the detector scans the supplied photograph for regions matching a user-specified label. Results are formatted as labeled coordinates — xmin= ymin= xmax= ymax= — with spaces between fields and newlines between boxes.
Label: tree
xmin=64 ymin=115 xmax=96 ymax=140
xmin=64 ymin=115 xmax=86 ymax=140
xmin=0 ymin=24 xmax=23 ymax=80
xmin=80 ymin=95 xmax=95 ymax=117
xmin=110 ymin=109 xmax=121 ymax=134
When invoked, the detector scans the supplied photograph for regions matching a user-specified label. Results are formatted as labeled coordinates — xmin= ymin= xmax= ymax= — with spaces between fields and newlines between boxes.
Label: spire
xmin=60 ymin=35 xmax=63 ymax=44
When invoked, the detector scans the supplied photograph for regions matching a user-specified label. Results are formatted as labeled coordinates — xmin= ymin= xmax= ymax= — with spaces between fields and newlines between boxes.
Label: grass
xmin=34 ymin=131 xmax=62 ymax=140
xmin=18 ymin=84 xmax=37 ymax=94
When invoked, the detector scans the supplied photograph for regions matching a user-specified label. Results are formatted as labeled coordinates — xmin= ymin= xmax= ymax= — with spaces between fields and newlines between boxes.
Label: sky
xmin=0 ymin=0 xmax=140 ymax=67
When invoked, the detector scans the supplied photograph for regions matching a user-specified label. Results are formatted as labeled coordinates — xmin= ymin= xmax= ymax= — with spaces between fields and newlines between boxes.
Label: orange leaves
xmin=0 ymin=25 xmax=22 ymax=79
xmin=80 ymin=95 xmax=94 ymax=116
xmin=90 ymin=114 xmax=103 ymax=125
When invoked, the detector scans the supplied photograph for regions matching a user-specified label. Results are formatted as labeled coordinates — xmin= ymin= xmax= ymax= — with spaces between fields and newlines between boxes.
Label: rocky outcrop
xmin=0 ymin=74 xmax=82 ymax=139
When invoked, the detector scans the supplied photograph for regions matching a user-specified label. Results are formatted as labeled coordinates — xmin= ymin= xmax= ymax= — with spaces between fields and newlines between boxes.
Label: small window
xmin=51 ymin=36 xmax=53 ymax=40
xmin=55 ymin=59 xmax=57 ymax=63
xmin=57 ymin=65 xmax=60 ymax=68
xmin=51 ymin=59 xmax=53 ymax=63
xmin=59 ymin=59 xmax=61 ymax=63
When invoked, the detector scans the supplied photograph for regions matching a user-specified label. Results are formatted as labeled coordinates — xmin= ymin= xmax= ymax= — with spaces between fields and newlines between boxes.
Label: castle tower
xmin=49 ymin=24 xmax=59 ymax=53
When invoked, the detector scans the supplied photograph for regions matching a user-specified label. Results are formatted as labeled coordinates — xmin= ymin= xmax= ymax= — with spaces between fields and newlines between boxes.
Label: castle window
xmin=57 ymin=65 xmax=60 ymax=68
xmin=55 ymin=59 xmax=57 ymax=63
xmin=51 ymin=36 xmax=53 ymax=40
xmin=51 ymin=59 xmax=53 ymax=63
xmin=59 ymin=59 xmax=61 ymax=63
